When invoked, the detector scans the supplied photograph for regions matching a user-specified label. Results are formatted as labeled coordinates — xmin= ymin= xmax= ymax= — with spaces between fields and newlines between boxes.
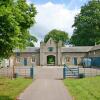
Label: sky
xmin=27 ymin=0 xmax=90 ymax=46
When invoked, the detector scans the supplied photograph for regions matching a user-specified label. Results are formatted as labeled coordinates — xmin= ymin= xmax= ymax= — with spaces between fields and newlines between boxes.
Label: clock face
xmin=48 ymin=47 xmax=53 ymax=52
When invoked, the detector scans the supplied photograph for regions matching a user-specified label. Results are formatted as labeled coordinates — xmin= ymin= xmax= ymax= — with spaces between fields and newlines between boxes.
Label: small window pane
xmin=48 ymin=47 xmax=53 ymax=52
xmin=65 ymin=57 xmax=70 ymax=62
xmin=32 ymin=57 xmax=35 ymax=62
xmin=16 ymin=52 xmax=20 ymax=57
xmin=16 ymin=58 xmax=20 ymax=62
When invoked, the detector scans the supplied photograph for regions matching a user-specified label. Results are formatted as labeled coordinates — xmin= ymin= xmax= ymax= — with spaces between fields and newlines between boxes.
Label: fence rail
xmin=63 ymin=65 xmax=79 ymax=78
xmin=0 ymin=67 xmax=13 ymax=77
xmin=0 ymin=66 xmax=100 ymax=79
xmin=0 ymin=67 xmax=34 ymax=78
xmin=63 ymin=64 xmax=100 ymax=78
xmin=79 ymin=68 xmax=100 ymax=77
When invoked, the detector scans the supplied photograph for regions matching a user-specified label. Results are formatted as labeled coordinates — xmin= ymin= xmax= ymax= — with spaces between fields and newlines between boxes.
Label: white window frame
xmin=94 ymin=51 xmax=96 ymax=55
xmin=16 ymin=58 xmax=20 ymax=63
xmin=31 ymin=56 xmax=35 ymax=63
xmin=65 ymin=57 xmax=70 ymax=62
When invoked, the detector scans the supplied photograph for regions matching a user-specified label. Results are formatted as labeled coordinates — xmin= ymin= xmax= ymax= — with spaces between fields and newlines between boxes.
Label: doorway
xmin=24 ymin=58 xmax=27 ymax=66
xmin=47 ymin=55 xmax=55 ymax=65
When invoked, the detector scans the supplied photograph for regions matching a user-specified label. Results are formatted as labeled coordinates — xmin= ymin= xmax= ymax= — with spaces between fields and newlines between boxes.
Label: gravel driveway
xmin=18 ymin=67 xmax=72 ymax=100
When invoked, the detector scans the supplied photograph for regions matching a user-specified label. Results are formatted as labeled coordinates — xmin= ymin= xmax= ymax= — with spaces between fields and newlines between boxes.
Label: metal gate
xmin=63 ymin=64 xmax=100 ymax=78
xmin=63 ymin=64 xmax=79 ymax=78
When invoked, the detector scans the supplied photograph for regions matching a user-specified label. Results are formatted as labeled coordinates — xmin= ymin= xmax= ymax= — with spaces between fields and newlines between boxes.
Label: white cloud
xmin=30 ymin=2 xmax=80 ymax=47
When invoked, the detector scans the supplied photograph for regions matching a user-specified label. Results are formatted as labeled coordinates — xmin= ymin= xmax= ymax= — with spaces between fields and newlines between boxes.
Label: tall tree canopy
xmin=27 ymin=34 xmax=37 ymax=47
xmin=0 ymin=0 xmax=37 ymax=58
xmin=44 ymin=29 xmax=69 ymax=44
xmin=71 ymin=0 xmax=100 ymax=46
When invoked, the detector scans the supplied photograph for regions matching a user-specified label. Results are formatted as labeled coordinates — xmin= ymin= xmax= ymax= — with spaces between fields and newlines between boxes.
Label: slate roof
xmin=13 ymin=45 xmax=100 ymax=53
xmin=61 ymin=46 xmax=93 ymax=53
xmin=13 ymin=47 xmax=40 ymax=53
xmin=90 ymin=44 xmax=100 ymax=51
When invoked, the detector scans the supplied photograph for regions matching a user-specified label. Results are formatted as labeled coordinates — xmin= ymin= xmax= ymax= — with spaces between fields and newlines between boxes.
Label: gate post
xmin=78 ymin=67 xmax=79 ymax=77
xmin=63 ymin=65 xmax=66 ymax=79
xmin=30 ymin=65 xmax=34 ymax=79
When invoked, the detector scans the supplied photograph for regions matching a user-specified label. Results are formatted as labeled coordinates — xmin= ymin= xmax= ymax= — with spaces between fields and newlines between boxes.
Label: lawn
xmin=64 ymin=76 xmax=100 ymax=100
xmin=0 ymin=77 xmax=32 ymax=100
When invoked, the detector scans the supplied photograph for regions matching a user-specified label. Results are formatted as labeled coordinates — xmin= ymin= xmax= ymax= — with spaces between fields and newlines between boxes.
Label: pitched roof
xmin=61 ymin=46 xmax=93 ymax=53
xmin=90 ymin=44 xmax=100 ymax=51
xmin=13 ymin=45 xmax=100 ymax=53
xmin=13 ymin=47 xmax=40 ymax=53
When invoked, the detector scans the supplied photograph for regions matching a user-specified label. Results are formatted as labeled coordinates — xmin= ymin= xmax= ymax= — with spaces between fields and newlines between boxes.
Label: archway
xmin=47 ymin=55 xmax=55 ymax=65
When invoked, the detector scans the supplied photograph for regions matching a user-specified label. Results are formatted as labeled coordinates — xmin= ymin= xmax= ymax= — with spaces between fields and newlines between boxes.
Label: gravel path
xmin=18 ymin=67 xmax=72 ymax=100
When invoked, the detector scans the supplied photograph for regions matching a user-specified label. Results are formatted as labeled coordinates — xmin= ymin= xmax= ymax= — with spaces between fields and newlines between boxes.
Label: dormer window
xmin=48 ymin=47 xmax=53 ymax=52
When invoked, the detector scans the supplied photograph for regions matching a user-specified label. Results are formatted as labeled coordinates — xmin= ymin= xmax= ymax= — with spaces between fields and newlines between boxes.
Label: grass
xmin=64 ymin=76 xmax=100 ymax=100
xmin=0 ymin=77 xmax=32 ymax=100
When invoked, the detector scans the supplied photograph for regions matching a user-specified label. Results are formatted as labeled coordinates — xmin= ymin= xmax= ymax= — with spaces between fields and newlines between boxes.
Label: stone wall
xmin=62 ymin=52 xmax=87 ymax=65
xmin=40 ymin=38 xmax=58 ymax=66
xmin=88 ymin=50 xmax=100 ymax=57
xmin=13 ymin=52 xmax=40 ymax=67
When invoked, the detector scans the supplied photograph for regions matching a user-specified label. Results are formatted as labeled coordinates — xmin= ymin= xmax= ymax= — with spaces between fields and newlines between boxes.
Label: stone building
xmin=11 ymin=38 xmax=100 ymax=67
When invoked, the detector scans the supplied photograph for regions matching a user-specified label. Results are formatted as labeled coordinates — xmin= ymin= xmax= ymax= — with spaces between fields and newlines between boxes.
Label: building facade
xmin=11 ymin=38 xmax=100 ymax=67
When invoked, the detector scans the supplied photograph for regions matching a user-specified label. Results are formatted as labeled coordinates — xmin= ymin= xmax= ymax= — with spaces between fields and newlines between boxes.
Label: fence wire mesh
xmin=0 ymin=67 xmax=33 ymax=78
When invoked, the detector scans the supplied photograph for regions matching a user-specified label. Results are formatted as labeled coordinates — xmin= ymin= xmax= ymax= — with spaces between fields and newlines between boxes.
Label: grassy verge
xmin=64 ymin=76 xmax=100 ymax=100
xmin=0 ymin=77 xmax=32 ymax=100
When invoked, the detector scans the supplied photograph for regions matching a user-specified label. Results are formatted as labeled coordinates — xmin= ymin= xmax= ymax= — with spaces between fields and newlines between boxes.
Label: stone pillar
xmin=57 ymin=41 xmax=63 ymax=66
xmin=40 ymin=42 xmax=45 ymax=66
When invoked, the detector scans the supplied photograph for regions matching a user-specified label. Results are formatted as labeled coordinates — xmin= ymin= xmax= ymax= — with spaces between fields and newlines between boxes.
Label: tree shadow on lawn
xmin=0 ymin=96 xmax=13 ymax=100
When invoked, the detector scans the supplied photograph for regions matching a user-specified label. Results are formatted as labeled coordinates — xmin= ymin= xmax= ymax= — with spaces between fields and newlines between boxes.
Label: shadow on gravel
xmin=54 ymin=78 xmax=64 ymax=80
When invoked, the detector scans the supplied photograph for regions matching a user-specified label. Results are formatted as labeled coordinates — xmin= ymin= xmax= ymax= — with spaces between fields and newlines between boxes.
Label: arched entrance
xmin=47 ymin=55 xmax=55 ymax=65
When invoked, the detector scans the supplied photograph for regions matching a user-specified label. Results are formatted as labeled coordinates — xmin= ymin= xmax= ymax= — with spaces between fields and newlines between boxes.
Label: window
xmin=16 ymin=58 xmax=20 ymax=63
xmin=48 ymin=47 xmax=53 ymax=52
xmin=24 ymin=58 xmax=27 ymax=66
xmin=16 ymin=52 xmax=20 ymax=57
xmin=32 ymin=57 xmax=35 ymax=62
xmin=65 ymin=57 xmax=70 ymax=62
xmin=94 ymin=51 xmax=96 ymax=55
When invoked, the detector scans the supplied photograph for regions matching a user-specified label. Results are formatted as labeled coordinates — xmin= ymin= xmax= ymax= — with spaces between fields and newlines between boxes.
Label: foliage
xmin=27 ymin=34 xmax=37 ymax=47
xmin=44 ymin=29 xmax=69 ymax=44
xmin=47 ymin=56 xmax=55 ymax=64
xmin=71 ymin=0 xmax=100 ymax=46
xmin=0 ymin=77 xmax=32 ymax=100
xmin=0 ymin=0 xmax=37 ymax=58
xmin=64 ymin=76 xmax=100 ymax=100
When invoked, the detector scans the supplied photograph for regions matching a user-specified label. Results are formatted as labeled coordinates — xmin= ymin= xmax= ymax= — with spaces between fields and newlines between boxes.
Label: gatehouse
xmin=5 ymin=38 xmax=100 ymax=67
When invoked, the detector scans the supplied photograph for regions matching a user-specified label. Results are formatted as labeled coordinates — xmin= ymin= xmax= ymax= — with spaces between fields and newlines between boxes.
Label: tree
xmin=71 ymin=0 xmax=100 ymax=46
xmin=44 ymin=29 xmax=69 ymax=65
xmin=44 ymin=29 xmax=69 ymax=44
xmin=27 ymin=34 xmax=37 ymax=47
xmin=0 ymin=0 xmax=37 ymax=58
